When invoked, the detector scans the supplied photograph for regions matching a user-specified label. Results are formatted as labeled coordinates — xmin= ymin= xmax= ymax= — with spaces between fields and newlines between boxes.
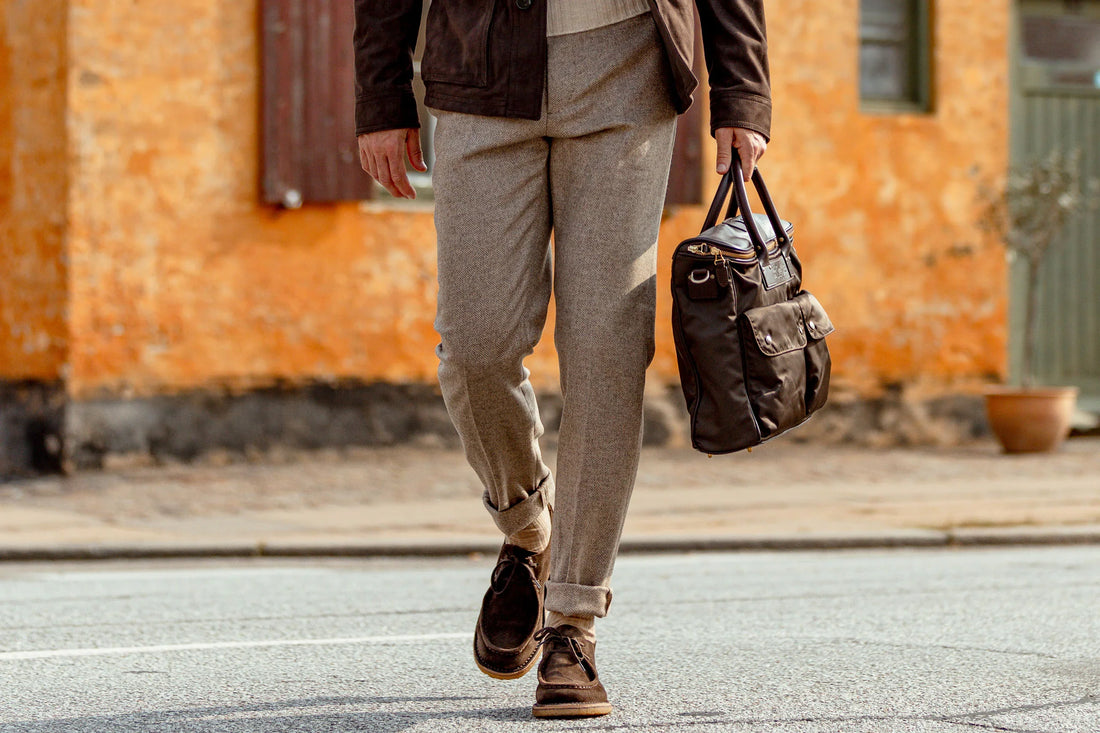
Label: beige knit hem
xmin=546 ymin=0 xmax=650 ymax=37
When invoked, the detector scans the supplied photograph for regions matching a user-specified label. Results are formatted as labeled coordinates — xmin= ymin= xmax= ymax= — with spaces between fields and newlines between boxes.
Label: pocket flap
xmin=742 ymin=300 xmax=808 ymax=356
xmin=794 ymin=291 xmax=835 ymax=340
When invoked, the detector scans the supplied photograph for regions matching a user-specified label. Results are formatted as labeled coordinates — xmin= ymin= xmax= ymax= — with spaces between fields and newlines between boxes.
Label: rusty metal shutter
xmin=261 ymin=0 xmax=373 ymax=206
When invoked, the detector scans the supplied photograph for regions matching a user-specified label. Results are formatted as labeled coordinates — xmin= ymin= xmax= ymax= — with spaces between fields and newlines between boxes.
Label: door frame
xmin=1009 ymin=0 xmax=1100 ymax=410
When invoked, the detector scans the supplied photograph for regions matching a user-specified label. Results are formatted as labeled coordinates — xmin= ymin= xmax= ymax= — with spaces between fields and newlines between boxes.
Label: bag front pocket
xmin=739 ymin=299 xmax=809 ymax=438
xmin=421 ymin=0 xmax=495 ymax=87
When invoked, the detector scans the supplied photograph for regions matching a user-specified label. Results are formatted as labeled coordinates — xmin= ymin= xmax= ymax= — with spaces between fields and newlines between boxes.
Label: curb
xmin=3 ymin=527 xmax=1100 ymax=562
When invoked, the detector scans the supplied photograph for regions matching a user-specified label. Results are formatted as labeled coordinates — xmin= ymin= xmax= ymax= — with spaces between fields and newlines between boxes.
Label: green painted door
xmin=1013 ymin=1 xmax=1100 ymax=408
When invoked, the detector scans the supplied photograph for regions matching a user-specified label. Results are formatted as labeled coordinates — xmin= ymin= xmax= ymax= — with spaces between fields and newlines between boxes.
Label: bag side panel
xmin=670 ymin=292 xmax=699 ymax=414
xmin=671 ymin=250 xmax=759 ymax=453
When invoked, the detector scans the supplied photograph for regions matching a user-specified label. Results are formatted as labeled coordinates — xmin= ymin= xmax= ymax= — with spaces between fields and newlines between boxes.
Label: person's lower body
xmin=431 ymin=14 xmax=678 ymax=718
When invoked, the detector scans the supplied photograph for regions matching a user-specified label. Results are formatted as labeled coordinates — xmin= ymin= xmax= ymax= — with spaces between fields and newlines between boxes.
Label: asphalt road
xmin=1 ymin=548 xmax=1098 ymax=732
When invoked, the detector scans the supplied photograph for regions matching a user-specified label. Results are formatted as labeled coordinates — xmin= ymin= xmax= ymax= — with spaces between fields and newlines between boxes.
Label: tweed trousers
xmin=431 ymin=14 xmax=678 ymax=619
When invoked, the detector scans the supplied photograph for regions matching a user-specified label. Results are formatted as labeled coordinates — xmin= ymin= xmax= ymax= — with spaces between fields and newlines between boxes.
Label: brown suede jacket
xmin=353 ymin=0 xmax=771 ymax=140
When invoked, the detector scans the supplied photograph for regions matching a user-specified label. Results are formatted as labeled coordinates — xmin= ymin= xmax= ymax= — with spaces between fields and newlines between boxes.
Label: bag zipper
xmin=685 ymin=240 xmax=777 ymax=264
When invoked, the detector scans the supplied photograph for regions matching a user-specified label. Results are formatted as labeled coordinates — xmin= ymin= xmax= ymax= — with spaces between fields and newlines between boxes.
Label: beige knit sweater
xmin=546 ymin=0 xmax=650 ymax=37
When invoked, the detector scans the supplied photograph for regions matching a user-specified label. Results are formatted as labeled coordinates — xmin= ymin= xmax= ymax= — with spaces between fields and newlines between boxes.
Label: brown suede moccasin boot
xmin=473 ymin=542 xmax=549 ymax=680
xmin=531 ymin=625 xmax=612 ymax=718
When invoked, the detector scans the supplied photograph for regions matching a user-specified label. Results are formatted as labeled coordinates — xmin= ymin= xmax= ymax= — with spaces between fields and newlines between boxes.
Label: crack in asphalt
xmin=581 ymin=694 xmax=1098 ymax=732
xmin=0 ymin=592 xmax=163 ymax=606
xmin=580 ymin=695 xmax=1095 ymax=726
xmin=0 ymin=605 xmax=473 ymax=632
xmin=917 ymin=692 xmax=1095 ymax=731
xmin=817 ymin=635 xmax=1059 ymax=659
xmin=633 ymin=579 xmax=1100 ymax=610
xmin=946 ymin=721 xmax=1048 ymax=733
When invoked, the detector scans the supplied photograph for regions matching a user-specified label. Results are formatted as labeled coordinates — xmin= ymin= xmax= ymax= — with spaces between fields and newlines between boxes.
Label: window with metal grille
xmin=1020 ymin=12 xmax=1100 ymax=89
xmin=859 ymin=0 xmax=932 ymax=111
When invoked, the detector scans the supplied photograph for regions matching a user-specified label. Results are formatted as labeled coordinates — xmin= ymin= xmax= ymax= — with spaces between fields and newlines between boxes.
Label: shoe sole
xmin=532 ymin=702 xmax=613 ymax=718
xmin=474 ymin=637 xmax=539 ymax=680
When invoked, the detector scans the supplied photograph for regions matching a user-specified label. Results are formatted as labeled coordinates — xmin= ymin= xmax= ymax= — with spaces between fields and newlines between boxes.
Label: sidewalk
xmin=1 ymin=438 xmax=1098 ymax=560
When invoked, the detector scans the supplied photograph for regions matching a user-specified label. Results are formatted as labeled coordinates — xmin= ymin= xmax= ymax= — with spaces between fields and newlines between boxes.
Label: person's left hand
xmin=715 ymin=127 xmax=767 ymax=181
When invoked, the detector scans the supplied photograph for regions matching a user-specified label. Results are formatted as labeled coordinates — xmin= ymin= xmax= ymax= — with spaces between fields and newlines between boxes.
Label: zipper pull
xmin=714 ymin=258 xmax=730 ymax=288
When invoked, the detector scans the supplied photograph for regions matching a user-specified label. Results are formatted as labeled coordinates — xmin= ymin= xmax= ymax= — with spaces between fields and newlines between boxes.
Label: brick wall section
xmin=0 ymin=0 xmax=70 ymax=380
xmin=3 ymin=0 xmax=1010 ymax=401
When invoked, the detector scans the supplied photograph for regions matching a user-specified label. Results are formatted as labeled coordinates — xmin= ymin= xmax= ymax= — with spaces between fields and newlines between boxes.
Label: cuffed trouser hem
xmin=544 ymin=581 xmax=613 ymax=619
xmin=483 ymin=473 xmax=554 ymax=538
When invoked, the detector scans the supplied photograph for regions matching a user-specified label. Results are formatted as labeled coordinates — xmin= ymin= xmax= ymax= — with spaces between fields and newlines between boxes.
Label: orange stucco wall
xmin=0 ymin=0 xmax=69 ymax=381
xmin=63 ymin=0 xmax=449 ymax=398
xmin=757 ymin=0 xmax=1011 ymax=394
xmin=3 ymin=0 xmax=1010 ymax=399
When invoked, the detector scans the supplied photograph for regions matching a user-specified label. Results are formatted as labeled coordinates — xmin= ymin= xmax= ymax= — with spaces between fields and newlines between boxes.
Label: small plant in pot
xmin=981 ymin=149 xmax=1099 ymax=453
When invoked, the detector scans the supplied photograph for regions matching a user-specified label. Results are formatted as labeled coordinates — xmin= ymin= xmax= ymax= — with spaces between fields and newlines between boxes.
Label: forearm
xmin=695 ymin=0 xmax=771 ymax=140
xmin=354 ymin=0 xmax=423 ymax=135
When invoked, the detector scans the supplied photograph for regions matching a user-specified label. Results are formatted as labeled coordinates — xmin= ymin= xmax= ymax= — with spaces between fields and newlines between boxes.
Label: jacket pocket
xmin=739 ymin=299 xmax=809 ymax=438
xmin=421 ymin=0 xmax=495 ymax=87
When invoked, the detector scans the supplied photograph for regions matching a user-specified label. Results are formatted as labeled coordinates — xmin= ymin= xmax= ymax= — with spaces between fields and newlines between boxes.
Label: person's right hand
xmin=358 ymin=128 xmax=426 ymax=199
xmin=715 ymin=127 xmax=767 ymax=182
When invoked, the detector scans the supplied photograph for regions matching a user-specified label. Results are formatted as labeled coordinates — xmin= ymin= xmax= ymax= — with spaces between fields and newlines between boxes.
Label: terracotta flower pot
xmin=984 ymin=386 xmax=1078 ymax=454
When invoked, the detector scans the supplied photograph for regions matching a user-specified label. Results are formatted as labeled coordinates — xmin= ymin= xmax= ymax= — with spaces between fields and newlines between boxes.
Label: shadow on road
xmin=1 ymin=695 xmax=533 ymax=732
xmin=4 ymin=692 xmax=1097 ymax=732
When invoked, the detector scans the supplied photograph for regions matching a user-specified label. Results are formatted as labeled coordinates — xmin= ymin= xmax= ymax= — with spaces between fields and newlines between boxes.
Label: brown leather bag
xmin=671 ymin=162 xmax=834 ymax=454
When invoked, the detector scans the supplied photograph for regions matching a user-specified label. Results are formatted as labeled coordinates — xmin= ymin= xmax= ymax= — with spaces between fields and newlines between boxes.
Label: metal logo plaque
xmin=760 ymin=254 xmax=793 ymax=290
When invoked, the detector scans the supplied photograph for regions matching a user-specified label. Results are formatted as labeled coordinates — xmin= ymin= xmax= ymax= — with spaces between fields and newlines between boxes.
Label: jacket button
xmin=516 ymin=0 xmax=532 ymax=8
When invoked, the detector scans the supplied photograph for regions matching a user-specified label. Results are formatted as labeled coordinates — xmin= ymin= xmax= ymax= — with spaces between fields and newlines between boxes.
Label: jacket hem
xmin=354 ymin=89 xmax=421 ymax=136
xmin=424 ymin=88 xmax=541 ymax=121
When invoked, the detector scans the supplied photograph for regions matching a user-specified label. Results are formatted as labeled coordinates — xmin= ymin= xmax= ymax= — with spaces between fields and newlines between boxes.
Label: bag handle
xmin=700 ymin=152 xmax=790 ymax=264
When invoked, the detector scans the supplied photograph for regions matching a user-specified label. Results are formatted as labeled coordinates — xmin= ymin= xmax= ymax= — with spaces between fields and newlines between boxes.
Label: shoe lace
xmin=489 ymin=550 xmax=536 ymax=594
xmin=534 ymin=626 xmax=591 ymax=676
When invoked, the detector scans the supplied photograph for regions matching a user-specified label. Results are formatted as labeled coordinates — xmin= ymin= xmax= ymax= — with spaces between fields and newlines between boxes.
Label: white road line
xmin=0 ymin=631 xmax=468 ymax=661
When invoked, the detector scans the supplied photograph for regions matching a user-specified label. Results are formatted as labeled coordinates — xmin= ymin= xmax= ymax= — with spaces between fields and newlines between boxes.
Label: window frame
xmin=859 ymin=0 xmax=933 ymax=114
